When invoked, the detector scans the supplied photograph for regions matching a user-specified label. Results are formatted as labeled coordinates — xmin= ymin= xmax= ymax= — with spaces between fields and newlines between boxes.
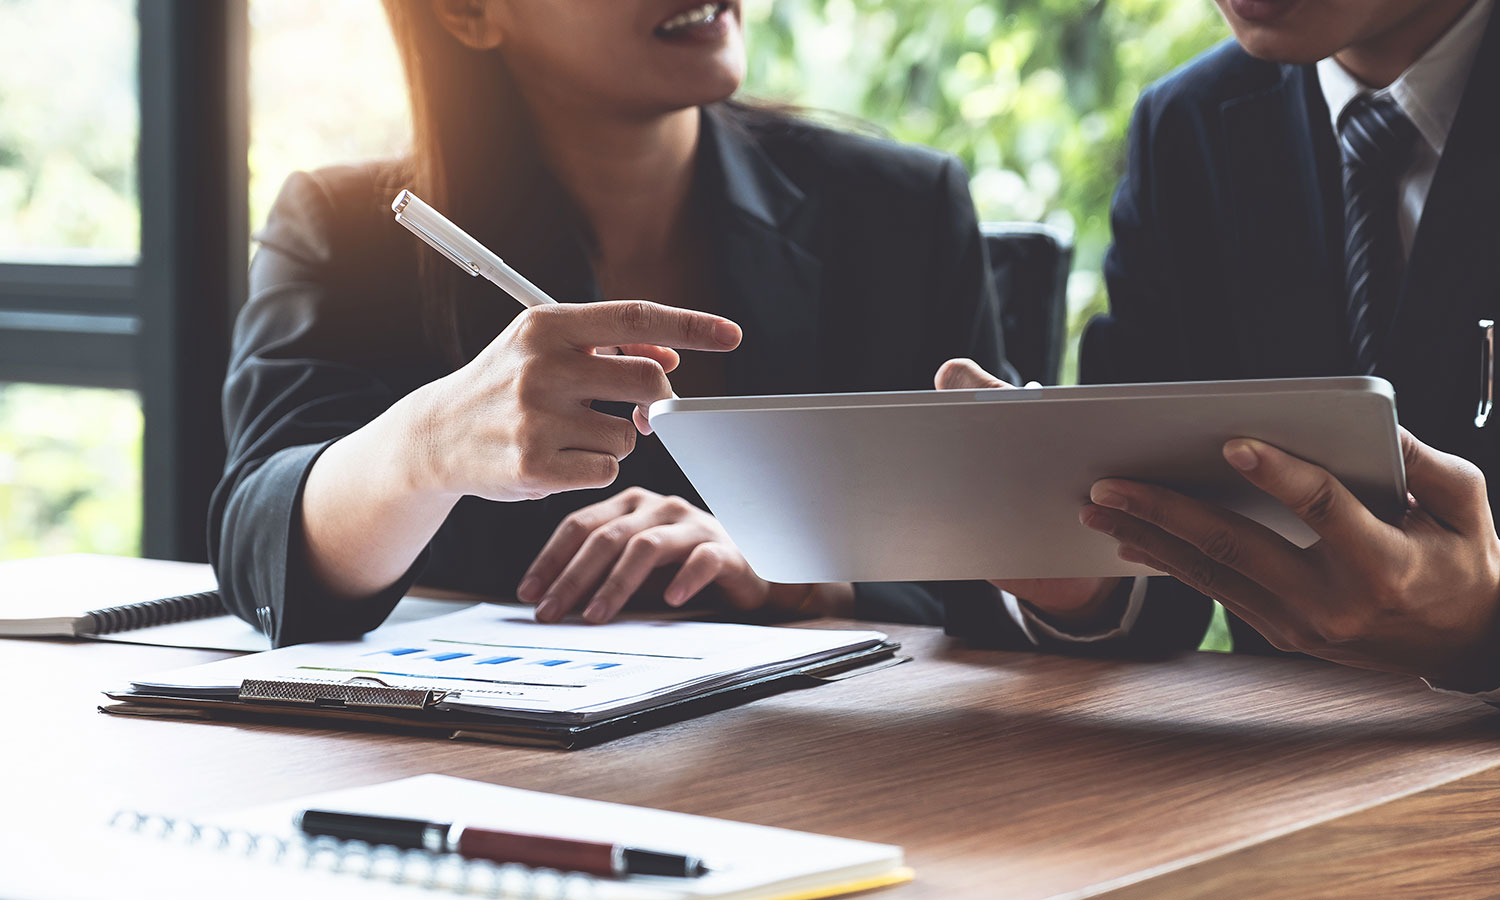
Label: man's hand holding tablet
xmin=936 ymin=358 xmax=1500 ymax=691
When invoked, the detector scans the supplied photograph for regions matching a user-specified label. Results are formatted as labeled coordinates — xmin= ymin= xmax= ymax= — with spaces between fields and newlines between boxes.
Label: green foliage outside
xmin=0 ymin=0 xmax=138 ymax=261
xmin=0 ymin=383 xmax=143 ymax=559
xmin=742 ymin=0 xmax=1228 ymax=377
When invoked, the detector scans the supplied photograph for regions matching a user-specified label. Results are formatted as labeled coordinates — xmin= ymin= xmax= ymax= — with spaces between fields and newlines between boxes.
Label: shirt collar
xmin=1316 ymin=0 xmax=1494 ymax=156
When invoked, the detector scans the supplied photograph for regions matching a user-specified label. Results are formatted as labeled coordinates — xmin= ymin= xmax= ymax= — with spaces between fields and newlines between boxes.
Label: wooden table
xmin=4 ymin=621 xmax=1499 ymax=898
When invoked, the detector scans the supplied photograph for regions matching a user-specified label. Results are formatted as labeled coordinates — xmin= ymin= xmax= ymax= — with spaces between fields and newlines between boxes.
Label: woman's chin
xmin=646 ymin=61 xmax=745 ymax=110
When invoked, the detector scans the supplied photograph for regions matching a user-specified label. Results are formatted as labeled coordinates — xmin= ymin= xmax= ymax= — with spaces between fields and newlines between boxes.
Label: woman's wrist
xmin=390 ymin=380 xmax=460 ymax=499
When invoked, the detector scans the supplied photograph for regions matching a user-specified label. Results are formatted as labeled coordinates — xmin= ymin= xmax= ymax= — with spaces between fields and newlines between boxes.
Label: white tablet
xmin=647 ymin=377 xmax=1406 ymax=582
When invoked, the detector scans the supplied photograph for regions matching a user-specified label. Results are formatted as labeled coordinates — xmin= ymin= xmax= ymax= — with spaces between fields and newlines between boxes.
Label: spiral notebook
xmin=0 ymin=554 xmax=223 ymax=637
xmin=0 ymin=554 xmax=479 ymax=651
xmin=9 ymin=775 xmax=910 ymax=900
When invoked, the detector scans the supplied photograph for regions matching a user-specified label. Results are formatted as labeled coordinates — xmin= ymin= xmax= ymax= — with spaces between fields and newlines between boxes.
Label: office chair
xmin=981 ymin=222 xmax=1073 ymax=386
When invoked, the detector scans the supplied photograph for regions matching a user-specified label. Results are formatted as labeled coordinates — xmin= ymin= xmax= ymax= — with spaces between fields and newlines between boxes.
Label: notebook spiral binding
xmin=108 ymin=810 xmax=598 ymax=898
xmin=86 ymin=590 xmax=224 ymax=635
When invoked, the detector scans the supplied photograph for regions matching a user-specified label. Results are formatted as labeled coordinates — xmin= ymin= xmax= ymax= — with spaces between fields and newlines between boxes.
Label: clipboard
xmin=101 ymin=640 xmax=905 ymax=749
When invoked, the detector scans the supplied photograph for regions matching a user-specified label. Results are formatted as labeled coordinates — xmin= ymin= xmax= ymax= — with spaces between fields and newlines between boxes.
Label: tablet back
xmin=649 ymin=378 xmax=1405 ymax=582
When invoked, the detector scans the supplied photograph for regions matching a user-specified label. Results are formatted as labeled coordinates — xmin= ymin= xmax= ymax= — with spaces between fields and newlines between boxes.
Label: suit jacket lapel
xmin=1220 ymin=64 xmax=1348 ymax=377
xmin=698 ymin=108 xmax=823 ymax=395
xmin=1384 ymin=7 xmax=1500 ymax=423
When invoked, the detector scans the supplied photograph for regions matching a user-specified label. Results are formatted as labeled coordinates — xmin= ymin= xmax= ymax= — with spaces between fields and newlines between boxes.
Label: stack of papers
xmin=109 ymin=606 xmax=895 ymax=745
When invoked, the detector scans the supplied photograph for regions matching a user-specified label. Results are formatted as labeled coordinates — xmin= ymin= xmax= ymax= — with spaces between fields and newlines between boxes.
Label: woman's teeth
xmin=658 ymin=3 xmax=723 ymax=35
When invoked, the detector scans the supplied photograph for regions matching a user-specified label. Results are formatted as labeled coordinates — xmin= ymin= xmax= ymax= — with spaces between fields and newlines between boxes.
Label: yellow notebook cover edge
xmin=754 ymin=866 xmax=915 ymax=900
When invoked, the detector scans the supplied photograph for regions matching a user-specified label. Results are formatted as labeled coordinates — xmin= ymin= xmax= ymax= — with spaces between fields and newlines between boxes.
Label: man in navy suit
xmin=941 ymin=0 xmax=1500 ymax=702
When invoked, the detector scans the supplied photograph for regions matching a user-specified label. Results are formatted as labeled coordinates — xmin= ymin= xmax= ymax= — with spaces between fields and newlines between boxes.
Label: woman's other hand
xmin=516 ymin=487 xmax=855 ymax=623
xmin=409 ymin=300 xmax=739 ymax=503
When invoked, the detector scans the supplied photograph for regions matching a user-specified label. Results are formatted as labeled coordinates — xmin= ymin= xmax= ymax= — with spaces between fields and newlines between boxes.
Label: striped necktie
xmin=1338 ymin=92 xmax=1419 ymax=375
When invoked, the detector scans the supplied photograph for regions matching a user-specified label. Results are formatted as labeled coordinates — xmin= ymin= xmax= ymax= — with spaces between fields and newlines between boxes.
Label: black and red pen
xmin=295 ymin=809 xmax=709 ymax=879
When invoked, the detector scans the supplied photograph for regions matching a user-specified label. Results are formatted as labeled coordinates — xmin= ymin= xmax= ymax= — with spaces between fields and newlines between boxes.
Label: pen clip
xmin=1477 ymin=319 xmax=1494 ymax=428
xmin=395 ymin=213 xmax=482 ymax=278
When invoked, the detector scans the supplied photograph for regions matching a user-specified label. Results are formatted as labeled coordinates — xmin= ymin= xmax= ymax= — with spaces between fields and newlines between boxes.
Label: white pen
xmin=391 ymin=190 xmax=661 ymax=384
xmin=391 ymin=189 xmax=557 ymax=308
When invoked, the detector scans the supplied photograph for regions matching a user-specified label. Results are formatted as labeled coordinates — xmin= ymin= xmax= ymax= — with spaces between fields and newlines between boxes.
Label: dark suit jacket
xmin=947 ymin=14 xmax=1500 ymax=656
xmin=212 ymin=106 xmax=1012 ymax=647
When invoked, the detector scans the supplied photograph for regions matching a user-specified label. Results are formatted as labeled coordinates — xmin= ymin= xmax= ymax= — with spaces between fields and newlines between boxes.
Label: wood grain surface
xmin=1093 ymin=765 xmax=1500 ymax=899
xmin=3 ymin=620 xmax=1498 ymax=898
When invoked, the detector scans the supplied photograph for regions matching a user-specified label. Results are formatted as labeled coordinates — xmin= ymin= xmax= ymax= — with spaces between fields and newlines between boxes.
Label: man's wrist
xmin=1021 ymin=577 xmax=1131 ymax=633
xmin=805 ymin=582 xmax=856 ymax=618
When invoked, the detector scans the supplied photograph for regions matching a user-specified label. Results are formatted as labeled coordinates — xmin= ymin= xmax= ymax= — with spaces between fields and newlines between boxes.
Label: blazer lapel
xmin=698 ymin=108 xmax=824 ymax=395
xmin=1384 ymin=7 xmax=1500 ymax=430
xmin=1220 ymin=64 xmax=1348 ymax=377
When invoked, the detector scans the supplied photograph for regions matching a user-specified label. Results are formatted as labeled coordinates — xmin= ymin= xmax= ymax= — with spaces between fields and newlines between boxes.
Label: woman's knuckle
xmin=591 ymin=456 xmax=620 ymax=487
xmin=627 ymin=531 xmax=663 ymax=554
xmin=558 ymin=515 xmax=590 ymax=541
xmin=515 ymin=305 xmax=557 ymax=341
xmin=612 ymin=425 xmax=638 ymax=460
xmin=690 ymin=542 xmax=723 ymax=566
xmin=627 ymin=358 xmax=664 ymax=392
xmin=595 ymin=523 xmax=630 ymax=548
xmin=615 ymin=300 xmax=653 ymax=333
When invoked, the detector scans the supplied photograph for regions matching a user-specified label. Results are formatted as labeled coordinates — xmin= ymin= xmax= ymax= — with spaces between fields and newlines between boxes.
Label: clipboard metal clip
xmin=238 ymin=676 xmax=447 ymax=710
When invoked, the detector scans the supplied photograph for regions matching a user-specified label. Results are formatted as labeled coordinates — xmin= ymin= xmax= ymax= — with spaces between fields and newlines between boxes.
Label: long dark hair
xmin=382 ymin=0 xmax=541 ymax=364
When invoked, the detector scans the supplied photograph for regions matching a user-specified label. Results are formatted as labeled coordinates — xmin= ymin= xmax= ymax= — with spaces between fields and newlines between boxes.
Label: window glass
xmin=0 ymin=0 xmax=139 ymax=264
xmin=248 ymin=0 xmax=411 ymax=235
xmin=0 ymin=383 xmax=142 ymax=559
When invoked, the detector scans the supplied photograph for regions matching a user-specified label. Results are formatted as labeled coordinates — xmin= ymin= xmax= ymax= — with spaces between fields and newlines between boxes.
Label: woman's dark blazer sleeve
xmin=853 ymin=156 xmax=1022 ymax=628
xmin=209 ymin=167 xmax=429 ymax=647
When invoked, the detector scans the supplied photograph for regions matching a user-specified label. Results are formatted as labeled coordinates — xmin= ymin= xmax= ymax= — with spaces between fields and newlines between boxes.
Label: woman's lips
xmin=1227 ymin=0 xmax=1299 ymax=25
xmin=654 ymin=2 xmax=733 ymax=42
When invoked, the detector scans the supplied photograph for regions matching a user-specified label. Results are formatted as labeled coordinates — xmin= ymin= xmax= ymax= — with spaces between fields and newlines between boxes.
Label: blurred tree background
xmin=742 ymin=0 xmax=1226 ymax=374
xmin=1 ymin=0 xmax=1228 ymax=569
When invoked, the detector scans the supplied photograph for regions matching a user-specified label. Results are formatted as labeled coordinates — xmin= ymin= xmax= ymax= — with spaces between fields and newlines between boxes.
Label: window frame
xmin=0 ymin=0 xmax=249 ymax=561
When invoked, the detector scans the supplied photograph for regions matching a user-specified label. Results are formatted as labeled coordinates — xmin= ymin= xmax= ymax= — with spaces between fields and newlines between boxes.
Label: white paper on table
xmin=129 ymin=605 xmax=886 ymax=723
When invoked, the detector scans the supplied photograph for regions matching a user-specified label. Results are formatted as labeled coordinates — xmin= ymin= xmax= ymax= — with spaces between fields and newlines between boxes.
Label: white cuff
xmin=1422 ymin=678 xmax=1500 ymax=706
xmin=1001 ymin=576 xmax=1149 ymax=646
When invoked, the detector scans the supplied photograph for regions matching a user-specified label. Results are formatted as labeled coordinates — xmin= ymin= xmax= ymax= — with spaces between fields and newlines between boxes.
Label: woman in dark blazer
xmin=211 ymin=0 xmax=1011 ymax=646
